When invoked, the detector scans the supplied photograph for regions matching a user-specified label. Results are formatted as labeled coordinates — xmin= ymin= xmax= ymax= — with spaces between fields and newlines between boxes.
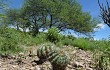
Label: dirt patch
xmin=0 ymin=46 xmax=96 ymax=70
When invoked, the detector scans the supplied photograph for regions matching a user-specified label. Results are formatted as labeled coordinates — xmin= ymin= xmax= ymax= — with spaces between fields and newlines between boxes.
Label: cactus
xmin=48 ymin=50 xmax=70 ymax=70
xmin=37 ymin=43 xmax=56 ymax=60
xmin=37 ymin=43 xmax=70 ymax=69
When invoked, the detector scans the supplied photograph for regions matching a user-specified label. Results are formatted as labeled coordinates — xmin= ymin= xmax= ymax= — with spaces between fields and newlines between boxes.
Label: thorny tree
xmin=98 ymin=0 xmax=110 ymax=27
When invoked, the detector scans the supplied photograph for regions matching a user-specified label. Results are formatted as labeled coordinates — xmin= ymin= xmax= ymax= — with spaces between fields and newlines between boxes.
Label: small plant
xmin=93 ymin=50 xmax=110 ymax=70
xmin=37 ymin=43 xmax=56 ymax=62
xmin=95 ymin=53 xmax=110 ymax=70
xmin=0 ymin=30 xmax=23 ymax=55
xmin=61 ymin=38 xmax=73 ymax=46
xmin=56 ymin=41 xmax=63 ymax=47
xmin=48 ymin=50 xmax=70 ymax=70
xmin=66 ymin=35 xmax=76 ymax=40
xmin=46 ymin=27 xmax=62 ymax=43
xmin=73 ymin=38 xmax=95 ymax=50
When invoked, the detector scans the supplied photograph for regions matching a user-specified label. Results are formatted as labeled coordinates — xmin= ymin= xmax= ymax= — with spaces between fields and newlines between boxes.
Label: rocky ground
xmin=0 ymin=46 xmax=96 ymax=70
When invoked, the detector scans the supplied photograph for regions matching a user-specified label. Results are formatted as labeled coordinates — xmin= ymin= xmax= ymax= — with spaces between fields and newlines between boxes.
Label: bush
xmin=0 ymin=27 xmax=24 ymax=55
xmin=0 ymin=34 xmax=23 ymax=55
xmin=28 ymin=33 xmax=48 ymax=46
xmin=66 ymin=35 xmax=76 ymax=40
xmin=0 ymin=27 xmax=49 ymax=47
xmin=46 ymin=27 xmax=62 ymax=43
xmin=72 ymin=38 xmax=95 ymax=50
xmin=95 ymin=51 xmax=110 ymax=70
xmin=56 ymin=41 xmax=63 ymax=47
xmin=93 ymin=40 xmax=110 ymax=52
xmin=61 ymin=38 xmax=74 ymax=46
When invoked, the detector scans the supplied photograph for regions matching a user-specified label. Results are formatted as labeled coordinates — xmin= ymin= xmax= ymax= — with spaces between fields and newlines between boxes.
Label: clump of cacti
xmin=37 ymin=43 xmax=56 ymax=60
xmin=48 ymin=50 xmax=70 ymax=70
xmin=37 ymin=43 xmax=70 ymax=70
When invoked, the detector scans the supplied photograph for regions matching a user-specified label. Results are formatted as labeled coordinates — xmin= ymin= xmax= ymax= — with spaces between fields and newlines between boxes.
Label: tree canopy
xmin=0 ymin=0 xmax=9 ymax=25
xmin=6 ymin=0 xmax=98 ymax=36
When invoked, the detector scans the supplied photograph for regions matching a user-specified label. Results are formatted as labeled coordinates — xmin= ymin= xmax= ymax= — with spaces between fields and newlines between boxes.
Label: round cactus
xmin=37 ymin=43 xmax=56 ymax=60
xmin=37 ymin=43 xmax=70 ymax=69
xmin=48 ymin=50 xmax=70 ymax=70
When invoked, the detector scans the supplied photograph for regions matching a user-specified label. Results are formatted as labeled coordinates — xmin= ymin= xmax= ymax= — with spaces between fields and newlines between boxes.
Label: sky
xmin=79 ymin=0 xmax=110 ymax=40
xmin=8 ymin=0 xmax=110 ymax=40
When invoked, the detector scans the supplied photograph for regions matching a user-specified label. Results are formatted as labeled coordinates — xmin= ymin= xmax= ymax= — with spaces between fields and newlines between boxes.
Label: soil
xmin=0 ymin=46 xmax=96 ymax=70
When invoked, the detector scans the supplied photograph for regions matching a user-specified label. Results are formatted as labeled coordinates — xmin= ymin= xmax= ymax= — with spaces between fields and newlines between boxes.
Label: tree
xmin=6 ymin=9 xmax=21 ymax=30
xmin=17 ymin=18 xmax=31 ymax=32
xmin=21 ymin=0 xmax=46 ymax=36
xmin=0 ymin=0 xmax=10 ymax=28
xmin=98 ymin=0 xmax=110 ymax=27
xmin=0 ymin=0 xmax=9 ymax=10
xmin=6 ymin=9 xmax=31 ymax=31
xmin=9 ymin=0 xmax=97 ymax=36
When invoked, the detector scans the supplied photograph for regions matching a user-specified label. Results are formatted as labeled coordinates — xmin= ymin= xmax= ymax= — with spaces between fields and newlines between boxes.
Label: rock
xmin=31 ymin=62 xmax=37 ymax=66
xmin=73 ymin=61 xmax=84 ymax=67
xmin=12 ymin=65 xmax=18 ymax=68
xmin=87 ymin=68 xmax=93 ymax=70
xmin=35 ymin=66 xmax=41 ymax=70
xmin=30 ymin=67 xmax=35 ymax=70
xmin=67 ymin=65 xmax=73 ymax=69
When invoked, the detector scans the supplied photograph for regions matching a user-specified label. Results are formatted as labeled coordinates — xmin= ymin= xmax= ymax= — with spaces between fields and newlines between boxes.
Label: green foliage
xmin=20 ymin=0 xmax=97 ymax=35
xmin=66 ymin=35 xmax=76 ymax=40
xmin=58 ymin=36 xmax=110 ymax=52
xmin=56 ymin=35 xmax=76 ymax=47
xmin=0 ymin=14 xmax=7 ymax=22
xmin=23 ymin=33 xmax=48 ymax=46
xmin=95 ymin=51 xmax=110 ymax=70
xmin=46 ymin=27 xmax=62 ymax=43
xmin=0 ymin=39 xmax=23 ymax=55
xmin=56 ymin=41 xmax=63 ymax=48
xmin=0 ymin=27 xmax=48 ymax=55
xmin=35 ymin=33 xmax=47 ymax=44
xmin=0 ymin=28 xmax=24 ymax=55
xmin=94 ymin=40 xmax=110 ymax=52
xmin=72 ymin=38 xmax=95 ymax=50
xmin=0 ymin=27 xmax=49 ymax=45
xmin=6 ymin=9 xmax=30 ymax=31
xmin=61 ymin=38 xmax=74 ymax=46
xmin=0 ymin=0 xmax=9 ymax=10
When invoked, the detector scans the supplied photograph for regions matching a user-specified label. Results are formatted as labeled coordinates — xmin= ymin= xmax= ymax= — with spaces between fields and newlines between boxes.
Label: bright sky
xmin=79 ymin=0 xmax=110 ymax=40
xmin=9 ymin=0 xmax=110 ymax=40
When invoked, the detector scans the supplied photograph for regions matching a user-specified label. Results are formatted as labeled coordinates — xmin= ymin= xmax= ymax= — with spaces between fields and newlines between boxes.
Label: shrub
xmin=0 ymin=27 xmax=24 ymax=55
xmin=61 ymin=38 xmax=74 ymax=46
xmin=66 ymin=35 xmax=76 ymax=40
xmin=93 ymin=40 xmax=110 ymax=52
xmin=46 ymin=27 xmax=62 ymax=43
xmin=0 ymin=36 xmax=23 ymax=55
xmin=56 ymin=41 xmax=63 ymax=47
xmin=95 ymin=51 xmax=110 ymax=70
xmin=73 ymin=38 xmax=95 ymax=50
xmin=35 ymin=33 xmax=47 ymax=44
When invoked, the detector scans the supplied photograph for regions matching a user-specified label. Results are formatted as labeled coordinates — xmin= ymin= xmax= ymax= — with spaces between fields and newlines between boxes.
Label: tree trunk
xmin=16 ymin=23 xmax=19 ymax=30
xmin=49 ymin=14 xmax=53 ymax=28
xmin=33 ymin=20 xmax=39 ymax=36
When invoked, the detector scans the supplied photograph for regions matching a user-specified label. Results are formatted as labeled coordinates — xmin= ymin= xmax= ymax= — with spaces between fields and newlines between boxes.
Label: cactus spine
xmin=37 ymin=43 xmax=70 ymax=70
xmin=37 ymin=43 xmax=56 ymax=60
xmin=48 ymin=50 xmax=70 ymax=70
